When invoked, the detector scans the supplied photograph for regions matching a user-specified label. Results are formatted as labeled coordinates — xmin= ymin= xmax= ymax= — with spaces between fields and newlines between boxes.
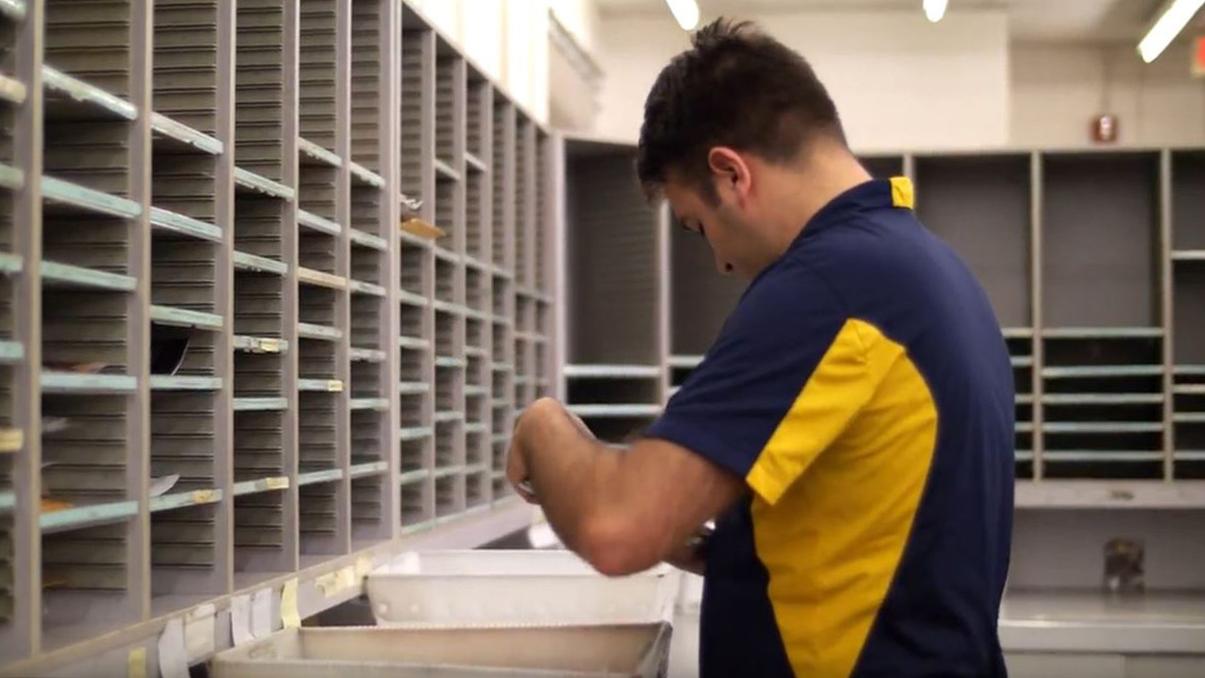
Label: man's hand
xmin=504 ymin=396 xmax=746 ymax=577
xmin=506 ymin=399 xmax=562 ymax=503
xmin=505 ymin=435 xmax=537 ymax=504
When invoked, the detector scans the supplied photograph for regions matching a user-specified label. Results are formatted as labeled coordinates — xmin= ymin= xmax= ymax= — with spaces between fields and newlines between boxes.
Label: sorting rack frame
xmin=0 ymin=1 xmax=558 ymax=675
xmin=561 ymin=138 xmax=1205 ymax=501
xmin=560 ymin=138 xmax=1205 ymax=657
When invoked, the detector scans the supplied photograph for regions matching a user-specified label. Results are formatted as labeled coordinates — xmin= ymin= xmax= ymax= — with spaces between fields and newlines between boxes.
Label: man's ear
xmin=707 ymin=147 xmax=751 ymax=202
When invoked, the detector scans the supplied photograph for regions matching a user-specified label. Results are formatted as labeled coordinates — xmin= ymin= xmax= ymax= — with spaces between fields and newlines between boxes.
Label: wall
xmin=590 ymin=8 xmax=1205 ymax=150
xmin=407 ymin=0 xmax=555 ymax=123
xmin=592 ymin=9 xmax=1012 ymax=152
xmin=550 ymin=0 xmax=602 ymax=55
xmin=1011 ymin=40 xmax=1205 ymax=148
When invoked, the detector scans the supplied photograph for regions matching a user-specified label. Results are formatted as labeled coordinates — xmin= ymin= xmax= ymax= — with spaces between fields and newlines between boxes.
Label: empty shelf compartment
xmin=299 ymin=391 xmax=338 ymax=472
xmin=235 ymin=0 xmax=286 ymax=180
xmin=352 ymin=472 xmax=388 ymax=540
xmin=151 ymin=391 xmax=217 ymax=493
xmin=151 ymin=500 xmax=220 ymax=603
xmin=42 ymin=522 xmax=139 ymax=648
xmin=43 ymin=118 xmax=137 ymax=206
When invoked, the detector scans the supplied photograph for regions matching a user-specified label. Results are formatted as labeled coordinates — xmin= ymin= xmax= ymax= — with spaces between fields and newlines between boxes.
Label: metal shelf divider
xmin=0 ymin=2 xmax=554 ymax=673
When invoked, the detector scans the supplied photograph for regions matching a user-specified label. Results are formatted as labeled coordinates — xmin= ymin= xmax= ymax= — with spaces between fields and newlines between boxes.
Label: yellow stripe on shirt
xmin=890 ymin=176 xmax=915 ymax=209
xmin=747 ymin=319 xmax=939 ymax=677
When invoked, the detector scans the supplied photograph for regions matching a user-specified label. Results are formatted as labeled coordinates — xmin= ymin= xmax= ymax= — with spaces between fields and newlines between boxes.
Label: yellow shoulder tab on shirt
xmin=889 ymin=176 xmax=915 ymax=209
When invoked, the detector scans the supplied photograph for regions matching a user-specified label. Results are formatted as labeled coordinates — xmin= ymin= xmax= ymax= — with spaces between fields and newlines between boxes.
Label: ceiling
xmin=594 ymin=0 xmax=1201 ymax=42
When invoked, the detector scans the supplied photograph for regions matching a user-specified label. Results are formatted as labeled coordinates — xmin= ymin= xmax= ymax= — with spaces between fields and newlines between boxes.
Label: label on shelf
xmin=317 ymin=566 xmax=358 ymax=598
xmin=127 ymin=647 xmax=146 ymax=678
xmin=0 ymin=428 xmax=23 ymax=453
xmin=251 ymin=587 xmax=273 ymax=639
xmin=157 ymin=617 xmax=190 ymax=678
xmin=191 ymin=489 xmax=219 ymax=505
xmin=230 ymin=594 xmax=253 ymax=647
xmin=338 ymin=566 xmax=358 ymax=592
xmin=281 ymin=578 xmax=301 ymax=629
xmin=355 ymin=555 xmax=373 ymax=579
xmin=184 ymin=603 xmax=217 ymax=662
xmin=314 ymin=571 xmax=341 ymax=598
xmin=263 ymin=477 xmax=289 ymax=491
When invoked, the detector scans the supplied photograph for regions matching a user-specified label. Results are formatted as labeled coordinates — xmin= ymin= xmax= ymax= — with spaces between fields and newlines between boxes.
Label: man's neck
xmin=764 ymin=148 xmax=872 ymax=255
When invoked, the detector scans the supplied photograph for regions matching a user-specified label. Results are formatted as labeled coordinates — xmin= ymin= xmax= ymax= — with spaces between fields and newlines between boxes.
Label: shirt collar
xmin=789 ymin=177 xmax=911 ymax=250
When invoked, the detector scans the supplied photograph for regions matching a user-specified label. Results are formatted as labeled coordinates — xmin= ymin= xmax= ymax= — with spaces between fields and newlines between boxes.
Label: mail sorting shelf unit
xmin=603 ymin=144 xmax=1205 ymax=665
xmin=488 ymin=91 xmax=516 ymax=500
xmin=295 ymin=0 xmax=349 ymax=563
xmin=892 ymin=149 xmax=1192 ymax=486
xmin=910 ymin=149 xmax=1205 ymax=668
xmin=431 ymin=35 xmax=467 ymax=523
xmin=0 ymin=1 xmax=557 ymax=673
xmin=36 ymin=0 xmax=154 ymax=652
xmin=346 ymin=0 xmax=394 ymax=549
xmin=0 ymin=0 xmax=32 ymax=661
xmin=512 ymin=119 xmax=555 ymax=431
xmin=1037 ymin=152 xmax=1168 ymax=481
xmin=1171 ymin=150 xmax=1205 ymax=480
xmin=462 ymin=65 xmax=492 ymax=510
xmin=911 ymin=153 xmax=1039 ymax=478
xmin=231 ymin=0 xmax=298 ymax=596
xmin=397 ymin=12 xmax=434 ymax=533
xmin=562 ymin=136 xmax=668 ymax=446
xmin=148 ymin=0 xmax=232 ymax=623
xmin=571 ymin=142 xmax=1205 ymax=486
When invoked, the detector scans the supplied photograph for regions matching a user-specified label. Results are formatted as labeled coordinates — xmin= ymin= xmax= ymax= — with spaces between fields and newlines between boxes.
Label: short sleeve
xmin=645 ymin=262 xmax=879 ymax=505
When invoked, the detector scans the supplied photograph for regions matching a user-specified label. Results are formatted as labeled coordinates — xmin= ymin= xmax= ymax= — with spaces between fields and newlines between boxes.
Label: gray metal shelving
xmin=0 ymin=1 xmax=555 ymax=674
xmin=561 ymin=138 xmax=1205 ymax=494
xmin=560 ymin=137 xmax=667 ymax=445
xmin=561 ymin=139 xmax=1205 ymax=663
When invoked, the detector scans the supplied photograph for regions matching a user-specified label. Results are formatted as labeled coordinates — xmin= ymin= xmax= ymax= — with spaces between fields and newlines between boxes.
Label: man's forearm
xmin=510 ymin=399 xmax=743 ymax=576
xmin=519 ymin=402 xmax=620 ymax=555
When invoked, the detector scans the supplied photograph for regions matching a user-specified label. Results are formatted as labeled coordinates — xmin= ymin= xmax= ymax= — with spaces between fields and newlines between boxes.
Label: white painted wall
xmin=592 ymin=9 xmax=1012 ymax=152
xmin=550 ymin=0 xmax=602 ymax=55
xmin=1010 ymin=40 xmax=1205 ymax=148
xmin=458 ymin=0 xmax=505 ymax=83
xmin=402 ymin=1 xmax=1205 ymax=148
xmin=590 ymin=9 xmax=1205 ymax=150
xmin=408 ymin=0 xmax=554 ymax=123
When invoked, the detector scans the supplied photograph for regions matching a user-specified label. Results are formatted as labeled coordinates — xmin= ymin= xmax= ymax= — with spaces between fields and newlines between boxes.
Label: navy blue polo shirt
xmin=647 ymin=177 xmax=1013 ymax=677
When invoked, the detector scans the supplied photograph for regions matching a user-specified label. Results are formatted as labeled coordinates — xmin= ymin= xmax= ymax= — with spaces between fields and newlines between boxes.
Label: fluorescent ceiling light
xmin=1138 ymin=0 xmax=1205 ymax=63
xmin=665 ymin=0 xmax=699 ymax=31
xmin=924 ymin=0 xmax=949 ymax=23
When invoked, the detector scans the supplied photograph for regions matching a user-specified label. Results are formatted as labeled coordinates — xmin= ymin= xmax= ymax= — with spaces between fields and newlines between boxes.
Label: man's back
xmin=648 ymin=178 xmax=1013 ymax=677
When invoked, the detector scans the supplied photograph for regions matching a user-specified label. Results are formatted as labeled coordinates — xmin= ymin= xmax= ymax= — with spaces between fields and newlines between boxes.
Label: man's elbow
xmin=576 ymin=514 xmax=661 ymax=577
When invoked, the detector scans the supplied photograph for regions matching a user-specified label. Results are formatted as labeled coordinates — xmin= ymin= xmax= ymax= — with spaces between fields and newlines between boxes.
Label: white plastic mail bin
xmin=211 ymin=623 xmax=673 ymax=678
xmin=366 ymin=550 xmax=679 ymax=627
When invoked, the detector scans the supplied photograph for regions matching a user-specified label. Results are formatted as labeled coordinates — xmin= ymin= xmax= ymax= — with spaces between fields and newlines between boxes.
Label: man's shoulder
xmin=721 ymin=257 xmax=847 ymax=349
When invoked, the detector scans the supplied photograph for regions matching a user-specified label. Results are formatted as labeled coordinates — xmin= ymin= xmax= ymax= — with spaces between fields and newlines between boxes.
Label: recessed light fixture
xmin=924 ymin=0 xmax=949 ymax=23
xmin=1138 ymin=0 xmax=1205 ymax=63
xmin=665 ymin=0 xmax=700 ymax=31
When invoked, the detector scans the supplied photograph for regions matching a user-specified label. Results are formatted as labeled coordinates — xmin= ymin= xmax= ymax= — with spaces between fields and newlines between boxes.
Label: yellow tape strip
xmin=281 ymin=578 xmax=301 ymax=629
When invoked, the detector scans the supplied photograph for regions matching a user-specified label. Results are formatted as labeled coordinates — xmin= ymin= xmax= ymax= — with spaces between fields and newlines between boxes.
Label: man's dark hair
xmin=636 ymin=18 xmax=846 ymax=202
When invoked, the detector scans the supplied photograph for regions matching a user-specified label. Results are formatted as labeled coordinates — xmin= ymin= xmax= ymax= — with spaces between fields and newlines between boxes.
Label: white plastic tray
xmin=212 ymin=624 xmax=673 ymax=678
xmin=366 ymin=550 xmax=679 ymax=627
